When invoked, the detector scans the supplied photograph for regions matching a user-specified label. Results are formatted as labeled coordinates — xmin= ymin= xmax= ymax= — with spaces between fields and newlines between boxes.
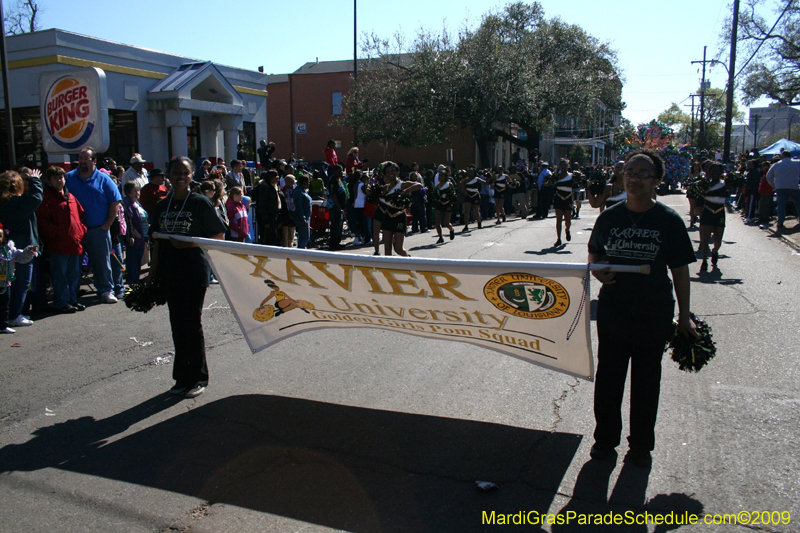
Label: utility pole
xmin=692 ymin=46 xmax=713 ymax=150
xmin=353 ymin=0 xmax=358 ymax=147
xmin=723 ymin=0 xmax=740 ymax=163
xmin=753 ymin=114 xmax=759 ymax=150
xmin=685 ymin=94 xmax=701 ymax=150
xmin=0 ymin=0 xmax=16 ymax=168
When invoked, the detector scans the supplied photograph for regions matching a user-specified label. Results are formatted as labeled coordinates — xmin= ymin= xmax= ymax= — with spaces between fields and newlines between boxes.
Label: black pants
xmin=410 ymin=203 xmax=427 ymax=232
xmin=167 ymin=285 xmax=209 ymax=387
xmin=260 ymin=223 xmax=281 ymax=246
xmin=537 ymin=186 xmax=554 ymax=218
xmin=594 ymin=298 xmax=674 ymax=452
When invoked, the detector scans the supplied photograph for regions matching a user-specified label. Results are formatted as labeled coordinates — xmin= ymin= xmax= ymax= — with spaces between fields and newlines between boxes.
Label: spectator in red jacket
xmin=36 ymin=167 xmax=87 ymax=313
xmin=139 ymin=169 xmax=168 ymax=219
xmin=324 ymin=139 xmax=338 ymax=167
xmin=345 ymin=146 xmax=366 ymax=177
xmin=225 ymin=186 xmax=250 ymax=242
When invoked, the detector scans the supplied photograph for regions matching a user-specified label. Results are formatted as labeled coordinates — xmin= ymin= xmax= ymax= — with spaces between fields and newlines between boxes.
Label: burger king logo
xmin=44 ymin=76 xmax=95 ymax=150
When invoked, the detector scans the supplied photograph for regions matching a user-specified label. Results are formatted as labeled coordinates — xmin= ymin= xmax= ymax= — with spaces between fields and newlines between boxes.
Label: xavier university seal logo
xmin=483 ymin=273 xmax=569 ymax=319
xmin=44 ymin=76 xmax=95 ymax=150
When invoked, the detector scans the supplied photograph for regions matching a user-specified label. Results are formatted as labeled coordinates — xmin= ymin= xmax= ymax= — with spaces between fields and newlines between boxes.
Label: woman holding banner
xmin=587 ymin=149 xmax=697 ymax=468
xmin=148 ymin=156 xmax=227 ymax=398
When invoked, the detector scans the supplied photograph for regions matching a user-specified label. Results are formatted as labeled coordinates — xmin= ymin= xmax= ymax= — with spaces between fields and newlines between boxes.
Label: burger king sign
xmin=39 ymin=67 xmax=109 ymax=154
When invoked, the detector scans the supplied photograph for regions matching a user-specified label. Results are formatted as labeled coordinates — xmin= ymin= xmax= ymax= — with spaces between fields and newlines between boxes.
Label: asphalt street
xmin=1 ymin=193 xmax=798 ymax=533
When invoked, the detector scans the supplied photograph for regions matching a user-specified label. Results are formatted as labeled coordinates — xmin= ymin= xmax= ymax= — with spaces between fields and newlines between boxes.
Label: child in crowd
xmin=0 ymin=223 xmax=38 ymax=333
xmin=36 ymin=166 xmax=86 ymax=314
xmin=122 ymin=182 xmax=146 ymax=285
xmin=225 ymin=186 xmax=250 ymax=242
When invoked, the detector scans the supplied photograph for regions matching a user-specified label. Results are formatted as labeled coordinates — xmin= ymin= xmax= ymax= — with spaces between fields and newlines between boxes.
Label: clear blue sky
xmin=24 ymin=0 xmax=772 ymax=126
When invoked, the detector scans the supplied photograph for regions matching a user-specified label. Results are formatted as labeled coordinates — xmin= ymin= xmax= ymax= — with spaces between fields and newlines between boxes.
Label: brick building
xmin=267 ymin=58 xmax=617 ymax=171
xmin=267 ymin=59 xmax=479 ymax=170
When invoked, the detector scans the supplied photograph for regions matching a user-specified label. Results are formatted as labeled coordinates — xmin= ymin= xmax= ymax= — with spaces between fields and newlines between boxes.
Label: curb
xmin=756 ymin=222 xmax=800 ymax=252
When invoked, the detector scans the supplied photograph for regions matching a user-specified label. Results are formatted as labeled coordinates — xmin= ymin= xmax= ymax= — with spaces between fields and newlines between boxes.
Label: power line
xmin=735 ymin=0 xmax=793 ymax=78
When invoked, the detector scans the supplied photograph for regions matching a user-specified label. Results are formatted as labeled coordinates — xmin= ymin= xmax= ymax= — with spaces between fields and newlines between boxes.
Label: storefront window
xmin=0 ymin=106 xmax=47 ymax=170
xmin=102 ymin=110 xmax=138 ymax=166
xmin=188 ymin=116 xmax=200 ymax=162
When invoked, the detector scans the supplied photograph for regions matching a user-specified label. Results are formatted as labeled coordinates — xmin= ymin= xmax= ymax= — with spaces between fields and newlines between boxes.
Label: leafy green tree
xmin=569 ymin=144 xmax=589 ymax=165
xmin=657 ymin=104 xmax=693 ymax=143
xmin=340 ymin=1 xmax=624 ymax=167
xmin=608 ymin=117 xmax=636 ymax=156
xmin=657 ymin=87 xmax=742 ymax=150
xmin=722 ymin=0 xmax=800 ymax=105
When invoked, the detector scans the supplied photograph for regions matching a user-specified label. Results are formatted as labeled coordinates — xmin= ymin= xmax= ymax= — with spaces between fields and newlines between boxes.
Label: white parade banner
xmin=154 ymin=236 xmax=648 ymax=381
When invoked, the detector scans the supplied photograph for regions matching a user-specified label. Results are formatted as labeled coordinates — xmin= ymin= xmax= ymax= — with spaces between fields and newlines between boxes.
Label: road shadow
xmin=0 ymin=394 xmax=582 ymax=533
xmin=525 ymin=246 xmax=573 ymax=256
xmin=694 ymin=268 xmax=743 ymax=285
xmin=552 ymin=459 xmax=704 ymax=532
xmin=409 ymin=244 xmax=441 ymax=251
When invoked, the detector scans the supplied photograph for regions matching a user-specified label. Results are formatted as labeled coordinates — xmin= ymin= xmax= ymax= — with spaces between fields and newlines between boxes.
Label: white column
xmin=165 ymin=109 xmax=192 ymax=159
xmin=220 ymin=114 xmax=244 ymax=163
xmin=200 ymin=115 xmax=221 ymax=161
xmin=148 ymin=111 xmax=168 ymax=170
xmin=170 ymin=126 xmax=188 ymax=158
xmin=223 ymin=129 xmax=239 ymax=163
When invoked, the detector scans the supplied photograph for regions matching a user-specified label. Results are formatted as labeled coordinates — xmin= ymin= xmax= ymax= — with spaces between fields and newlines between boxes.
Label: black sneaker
xmin=450 ymin=228 xmax=455 ymax=240
xmin=566 ymin=229 xmax=571 ymax=241
xmin=169 ymin=382 xmax=189 ymax=395
xmin=590 ymin=444 xmax=615 ymax=460
xmin=436 ymin=236 xmax=444 ymax=244
xmin=711 ymin=251 xmax=719 ymax=266
xmin=624 ymin=449 xmax=652 ymax=468
xmin=71 ymin=303 xmax=86 ymax=311
xmin=700 ymin=260 xmax=708 ymax=272
xmin=53 ymin=304 xmax=77 ymax=314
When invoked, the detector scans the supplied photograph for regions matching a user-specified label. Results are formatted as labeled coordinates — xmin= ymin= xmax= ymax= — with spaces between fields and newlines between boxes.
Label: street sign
xmin=295 ymin=122 xmax=307 ymax=134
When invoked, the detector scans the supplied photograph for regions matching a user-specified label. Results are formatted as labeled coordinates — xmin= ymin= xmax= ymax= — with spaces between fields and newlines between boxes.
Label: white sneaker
xmin=115 ymin=289 xmax=126 ymax=299
xmin=8 ymin=316 xmax=33 ymax=327
xmin=100 ymin=292 xmax=118 ymax=304
xmin=185 ymin=384 xmax=206 ymax=398
xmin=0 ymin=327 xmax=15 ymax=334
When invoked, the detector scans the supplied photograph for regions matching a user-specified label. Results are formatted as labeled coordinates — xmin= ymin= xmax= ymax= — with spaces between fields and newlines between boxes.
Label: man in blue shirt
xmin=65 ymin=147 xmax=123 ymax=304
xmin=532 ymin=161 xmax=552 ymax=219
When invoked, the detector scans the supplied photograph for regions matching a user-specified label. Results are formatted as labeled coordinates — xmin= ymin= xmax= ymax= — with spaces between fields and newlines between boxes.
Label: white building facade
xmin=2 ymin=29 xmax=268 ymax=170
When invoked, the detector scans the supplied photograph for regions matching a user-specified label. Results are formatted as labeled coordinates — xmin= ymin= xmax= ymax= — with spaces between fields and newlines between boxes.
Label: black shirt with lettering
xmin=588 ymin=201 xmax=695 ymax=306
xmin=150 ymin=193 xmax=228 ymax=287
